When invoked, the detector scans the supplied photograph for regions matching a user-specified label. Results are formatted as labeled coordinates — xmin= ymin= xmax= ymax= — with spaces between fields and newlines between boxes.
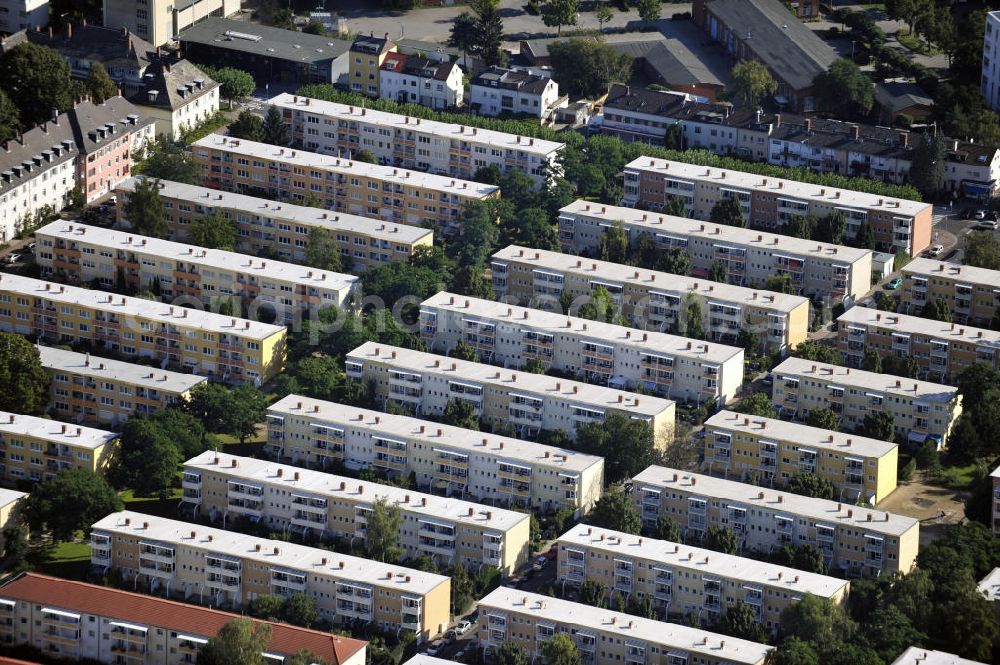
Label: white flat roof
xmin=269 ymin=92 xmax=565 ymax=156
xmin=92 ymin=511 xmax=449 ymax=594
xmin=977 ymin=566 xmax=1000 ymax=602
xmin=772 ymin=357 xmax=959 ymax=404
xmin=421 ymin=292 xmax=743 ymax=365
xmin=623 ymin=157 xmax=929 ymax=217
xmin=37 ymin=346 xmax=207 ymax=394
xmin=561 ymin=200 xmax=872 ymax=264
xmin=185 ymin=451 xmax=528 ymax=532
xmin=632 ymin=465 xmax=918 ymax=537
xmin=491 ymin=245 xmax=809 ymax=313
xmin=902 ymin=257 xmax=1000 ymax=290
xmin=267 ymin=394 xmax=603 ymax=474
xmin=890 ymin=647 xmax=988 ymax=665
xmin=117 ymin=178 xmax=433 ymax=245
xmin=0 ymin=274 xmax=285 ymax=340
xmin=478 ymin=587 xmax=770 ymax=665
xmin=192 ymin=134 xmax=500 ymax=198
xmin=559 ymin=524 xmax=848 ymax=598
xmin=402 ymin=657 xmax=462 ymax=665
xmin=347 ymin=342 xmax=675 ymax=418
xmin=837 ymin=307 xmax=1000 ymax=347
xmin=705 ymin=410 xmax=897 ymax=458
xmin=0 ymin=488 xmax=27 ymax=510
xmin=36 ymin=221 xmax=358 ymax=293
xmin=0 ymin=411 xmax=117 ymax=450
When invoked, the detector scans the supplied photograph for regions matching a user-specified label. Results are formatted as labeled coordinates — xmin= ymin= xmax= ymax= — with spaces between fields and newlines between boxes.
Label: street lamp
xmin=851 ymin=40 xmax=856 ymax=61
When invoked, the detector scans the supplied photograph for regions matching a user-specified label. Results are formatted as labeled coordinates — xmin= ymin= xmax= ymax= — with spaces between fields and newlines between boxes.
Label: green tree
xmin=1 ymin=519 xmax=29 ymax=561
xmin=523 ymin=358 xmax=547 ymax=374
xmin=805 ymin=408 xmax=840 ymax=431
xmin=859 ymin=411 xmax=894 ymax=442
xmin=656 ymin=248 xmax=691 ymax=275
xmin=814 ymin=212 xmax=847 ymax=245
xmin=262 ymin=106 xmax=290 ymax=146
xmin=709 ymin=197 xmax=746 ymax=228
xmin=769 ymin=637 xmax=820 ymax=665
xmin=247 ymin=594 xmax=285 ymax=620
xmin=447 ymin=11 xmax=479 ymax=68
xmin=0 ymin=89 xmax=21 ymax=144
xmin=124 ymin=177 xmax=168 ymax=238
xmin=364 ymin=496 xmax=403 ymax=563
xmin=574 ymin=413 xmax=656 ymax=485
xmin=469 ymin=0 xmax=506 ymax=67
xmin=197 ymin=619 xmax=270 ymax=665
xmin=588 ymin=488 xmax=641 ymax=534
xmin=0 ymin=42 xmax=73 ymax=126
xmin=782 ymin=214 xmax=816 ymax=239
xmin=541 ymin=0 xmax=580 ymax=34
xmin=920 ymin=298 xmax=951 ymax=322
xmin=735 ymin=392 xmax=776 ymax=418
xmin=280 ymin=593 xmax=318 ymax=628
xmin=702 ymin=525 xmax=738 ymax=554
xmin=955 ymin=362 xmax=1000 ymax=410
xmin=185 ymin=383 xmax=268 ymax=443
xmin=814 ymin=59 xmax=874 ymax=119
xmin=85 ymin=62 xmax=119 ymax=104
xmin=138 ymin=139 xmax=201 ymax=184
xmin=861 ymin=346 xmax=882 ymax=373
xmin=151 ymin=408 xmax=213 ymax=459
xmin=114 ymin=418 xmax=182 ymax=498
xmin=881 ymin=354 xmax=918 ymax=378
xmin=548 ymin=38 xmax=632 ymax=99
xmin=361 ymin=261 xmax=442 ymax=313
xmin=578 ymin=580 xmax=606 ymax=608
xmin=442 ymin=398 xmax=481 ymax=430
xmin=729 ymin=60 xmax=777 ymax=108
xmin=449 ymin=200 xmax=501 ymax=268
xmin=288 ymin=652 xmax=327 ymax=665
xmin=502 ymin=207 xmax=560 ymax=252
xmin=635 ymin=0 xmax=660 ymax=24
xmin=305 ymin=227 xmax=345 ymax=272
xmin=541 ymin=633 xmax=581 ymax=665
xmin=0 ymin=333 xmax=50 ymax=415
xmin=190 ymin=210 xmax=237 ymax=250
xmin=204 ymin=66 xmax=255 ymax=108
xmin=792 ymin=340 xmax=841 ymax=364
xmin=716 ymin=600 xmax=767 ymax=643
xmin=663 ymin=197 xmax=687 ymax=217
xmin=772 ymin=543 xmax=827 ymax=575
xmin=910 ymin=133 xmax=945 ymax=199
xmin=276 ymin=355 xmax=345 ymax=403
xmin=963 ymin=230 xmax=1000 ymax=269
xmin=229 ymin=111 xmax=264 ymax=141
xmin=862 ymin=606 xmax=926 ymax=664
xmin=496 ymin=641 xmax=530 ymax=665
xmin=765 ymin=273 xmax=795 ymax=295
xmin=778 ymin=594 xmax=855 ymax=657
xmin=598 ymin=220 xmax=629 ymax=263
xmin=786 ymin=473 xmax=835 ymax=500
xmin=854 ymin=220 xmax=876 ymax=250
xmin=683 ymin=295 xmax=704 ymax=339
xmin=595 ymin=2 xmax=614 ymax=30
xmin=22 ymin=469 xmax=123 ymax=542
xmin=653 ymin=515 xmax=681 ymax=542
xmin=448 ymin=340 xmax=479 ymax=362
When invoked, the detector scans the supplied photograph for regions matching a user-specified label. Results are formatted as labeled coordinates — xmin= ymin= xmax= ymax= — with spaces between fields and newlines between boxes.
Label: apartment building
xmin=182 ymin=451 xmax=531 ymax=576
xmin=703 ymin=410 xmax=898 ymax=505
xmin=379 ymin=52 xmax=463 ymax=110
xmin=39 ymin=346 xmax=206 ymax=426
xmin=837 ymin=307 xmax=1000 ymax=383
xmin=477 ymin=587 xmax=770 ymax=665
xmin=191 ymin=134 xmax=499 ymax=236
xmin=419 ymin=292 xmax=744 ymax=405
xmin=0 ymin=411 xmax=117 ymax=484
xmin=991 ymin=464 xmax=1000 ymax=536
xmin=346 ymin=342 xmax=675 ymax=444
xmin=556 ymin=524 xmax=849 ymax=632
xmin=35 ymin=221 xmax=359 ymax=323
xmin=491 ymin=245 xmax=811 ymax=352
xmin=0 ymin=0 xmax=46 ymax=33
xmin=558 ymin=200 xmax=873 ymax=303
xmin=621 ymin=157 xmax=932 ymax=257
xmin=469 ymin=67 xmax=565 ymax=120
xmin=269 ymin=93 xmax=564 ymax=186
xmin=900 ymin=258 xmax=1000 ymax=326
xmin=0 ymin=489 xmax=27 ymax=553
xmin=0 ymin=572 xmax=368 ymax=665
xmin=265 ymin=395 xmax=604 ymax=516
xmin=983 ymin=11 xmax=1000 ymax=112
xmin=0 ymin=274 xmax=286 ymax=385
xmin=103 ymin=0 xmax=240 ymax=46
xmin=349 ymin=33 xmax=396 ymax=97
xmin=890 ymin=648 xmax=989 ymax=665
xmin=771 ymin=357 xmax=962 ymax=448
xmin=632 ymin=466 xmax=920 ymax=577
xmin=116 ymin=178 xmax=432 ymax=271
xmin=90 ymin=511 xmax=451 ymax=641
xmin=0 ymin=97 xmax=153 ymax=242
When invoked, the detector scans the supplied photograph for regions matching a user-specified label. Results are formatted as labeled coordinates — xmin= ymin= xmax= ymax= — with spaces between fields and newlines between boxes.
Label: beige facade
xmin=0 ymin=571 xmax=369 ymax=665
xmin=491 ymin=245 xmax=811 ymax=353
xmin=0 ymin=411 xmax=117 ymax=485
xmin=346 ymin=342 xmax=675 ymax=445
xmin=702 ymin=410 xmax=898 ymax=505
xmin=632 ymin=465 xmax=919 ymax=577
xmin=0 ymin=489 xmax=27 ymax=554
xmin=191 ymin=134 xmax=499 ymax=236
xmin=837 ymin=307 xmax=1000 ymax=383
xmin=115 ymin=177 xmax=433 ymax=271
xmin=269 ymin=93 xmax=564 ymax=186
xmin=36 ymin=221 xmax=359 ymax=324
xmin=91 ymin=511 xmax=451 ymax=642
xmin=39 ymin=346 xmax=206 ymax=427
xmin=182 ymin=451 xmax=531 ymax=577
xmin=419 ymin=292 xmax=744 ymax=405
xmin=102 ymin=0 xmax=240 ymax=46
xmin=556 ymin=524 xmax=849 ymax=633
xmin=621 ymin=157 xmax=933 ymax=257
xmin=900 ymin=258 xmax=1000 ymax=326
xmin=770 ymin=357 xmax=962 ymax=447
xmin=265 ymin=395 xmax=604 ymax=517
xmin=559 ymin=200 xmax=873 ymax=304
xmin=0 ymin=274 xmax=286 ymax=385
xmin=992 ymin=465 xmax=1000 ymax=536
xmin=477 ymin=587 xmax=770 ymax=665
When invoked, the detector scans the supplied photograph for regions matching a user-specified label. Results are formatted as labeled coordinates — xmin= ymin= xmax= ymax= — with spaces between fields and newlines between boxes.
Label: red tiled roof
xmin=381 ymin=51 xmax=407 ymax=71
xmin=0 ymin=657 xmax=45 ymax=665
xmin=0 ymin=573 xmax=366 ymax=664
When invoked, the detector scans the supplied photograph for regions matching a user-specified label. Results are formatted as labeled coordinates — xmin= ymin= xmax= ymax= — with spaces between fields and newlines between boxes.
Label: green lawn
xmin=30 ymin=537 xmax=92 ymax=580
xmin=934 ymin=463 xmax=978 ymax=491
xmin=121 ymin=487 xmax=183 ymax=519
xmin=896 ymin=29 xmax=938 ymax=56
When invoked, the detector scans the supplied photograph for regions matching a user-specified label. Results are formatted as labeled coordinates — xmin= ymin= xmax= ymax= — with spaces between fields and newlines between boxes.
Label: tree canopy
xmin=0 ymin=333 xmax=50 ymax=415
xmin=587 ymin=488 xmax=641 ymax=534
xmin=574 ymin=412 xmax=656 ymax=484
xmin=0 ymin=42 xmax=73 ymax=127
xmin=23 ymin=469 xmax=123 ymax=541
xmin=813 ymin=59 xmax=874 ymax=119
xmin=197 ymin=619 xmax=271 ymax=665
xmin=124 ymin=177 xmax=168 ymax=238
xmin=364 ymin=495 xmax=403 ymax=562
xmin=729 ymin=60 xmax=777 ymax=108
xmin=548 ymin=38 xmax=632 ymax=99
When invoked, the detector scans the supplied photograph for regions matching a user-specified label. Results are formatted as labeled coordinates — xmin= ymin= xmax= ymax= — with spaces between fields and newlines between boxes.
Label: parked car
xmin=859 ymin=298 xmax=874 ymax=308
xmin=455 ymin=619 xmax=473 ymax=635
xmin=926 ymin=244 xmax=944 ymax=257
xmin=885 ymin=277 xmax=903 ymax=290
xmin=975 ymin=209 xmax=987 ymax=220
xmin=426 ymin=639 xmax=446 ymax=656
xmin=979 ymin=220 xmax=999 ymax=230
xmin=533 ymin=556 xmax=549 ymax=571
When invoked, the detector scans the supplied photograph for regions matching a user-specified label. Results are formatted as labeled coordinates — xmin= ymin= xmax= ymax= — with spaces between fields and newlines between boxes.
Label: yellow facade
xmin=0 ymin=412 xmax=117 ymax=484
xmin=348 ymin=35 xmax=396 ymax=97
xmin=901 ymin=258 xmax=1000 ymax=326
